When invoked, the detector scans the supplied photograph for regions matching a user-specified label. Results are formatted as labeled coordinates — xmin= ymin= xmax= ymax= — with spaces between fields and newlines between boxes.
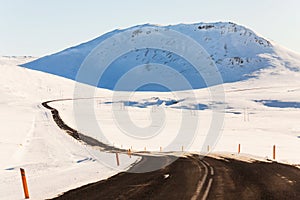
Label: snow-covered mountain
xmin=2 ymin=22 xmax=300 ymax=199
xmin=21 ymin=22 xmax=300 ymax=91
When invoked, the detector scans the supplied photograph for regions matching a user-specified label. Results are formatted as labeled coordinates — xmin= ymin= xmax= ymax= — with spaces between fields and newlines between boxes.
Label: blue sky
xmin=1 ymin=0 xmax=300 ymax=56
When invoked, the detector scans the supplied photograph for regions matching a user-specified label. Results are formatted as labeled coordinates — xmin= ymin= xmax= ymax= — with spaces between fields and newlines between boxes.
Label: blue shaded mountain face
xmin=21 ymin=22 xmax=275 ymax=91
xmin=98 ymin=48 xmax=207 ymax=91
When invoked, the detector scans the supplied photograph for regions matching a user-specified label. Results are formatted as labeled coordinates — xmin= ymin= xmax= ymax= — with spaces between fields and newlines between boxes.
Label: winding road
xmin=42 ymin=99 xmax=300 ymax=200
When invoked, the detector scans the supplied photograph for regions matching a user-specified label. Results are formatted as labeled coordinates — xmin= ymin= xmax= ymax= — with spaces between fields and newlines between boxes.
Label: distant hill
xmin=21 ymin=22 xmax=300 ymax=91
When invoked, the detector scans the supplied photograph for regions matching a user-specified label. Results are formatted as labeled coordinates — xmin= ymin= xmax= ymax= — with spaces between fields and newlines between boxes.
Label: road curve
xmin=51 ymin=155 xmax=213 ymax=200
xmin=42 ymin=99 xmax=300 ymax=200
xmin=51 ymin=155 xmax=300 ymax=200
xmin=42 ymin=99 xmax=123 ymax=152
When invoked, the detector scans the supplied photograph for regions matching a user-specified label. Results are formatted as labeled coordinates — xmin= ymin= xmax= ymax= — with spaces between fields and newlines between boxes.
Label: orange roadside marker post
xmin=20 ymin=168 xmax=30 ymax=199
xmin=128 ymin=149 xmax=132 ymax=158
xmin=238 ymin=144 xmax=241 ymax=154
xmin=273 ymin=145 xmax=276 ymax=160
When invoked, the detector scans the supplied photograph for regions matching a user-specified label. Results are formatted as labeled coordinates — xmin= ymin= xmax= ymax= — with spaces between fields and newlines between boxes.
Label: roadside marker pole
xmin=160 ymin=147 xmax=162 ymax=152
xmin=20 ymin=168 xmax=30 ymax=199
xmin=273 ymin=145 xmax=276 ymax=160
xmin=128 ymin=149 xmax=131 ymax=158
xmin=207 ymin=145 xmax=210 ymax=152
xmin=181 ymin=146 xmax=184 ymax=152
xmin=238 ymin=144 xmax=241 ymax=154
xmin=115 ymin=153 xmax=120 ymax=166
xmin=144 ymin=147 xmax=146 ymax=151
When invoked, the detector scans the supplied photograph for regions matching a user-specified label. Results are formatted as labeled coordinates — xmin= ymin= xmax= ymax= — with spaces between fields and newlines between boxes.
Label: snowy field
xmin=52 ymin=55 xmax=300 ymax=164
xmin=1 ymin=50 xmax=300 ymax=199
xmin=1 ymin=22 xmax=300 ymax=199
xmin=0 ymin=57 xmax=139 ymax=200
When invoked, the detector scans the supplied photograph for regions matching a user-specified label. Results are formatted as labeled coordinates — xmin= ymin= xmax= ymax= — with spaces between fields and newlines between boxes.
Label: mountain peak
xmin=21 ymin=22 xmax=299 ymax=91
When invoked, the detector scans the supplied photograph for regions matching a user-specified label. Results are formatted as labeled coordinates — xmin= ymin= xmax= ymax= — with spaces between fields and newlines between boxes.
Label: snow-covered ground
xmin=0 ymin=57 xmax=138 ymax=200
xmin=1 ymin=22 xmax=300 ymax=199
xmin=52 ymin=49 xmax=300 ymax=164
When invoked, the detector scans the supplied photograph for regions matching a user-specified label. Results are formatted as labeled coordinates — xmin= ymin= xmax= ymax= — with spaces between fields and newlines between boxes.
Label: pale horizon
xmin=1 ymin=0 xmax=300 ymax=56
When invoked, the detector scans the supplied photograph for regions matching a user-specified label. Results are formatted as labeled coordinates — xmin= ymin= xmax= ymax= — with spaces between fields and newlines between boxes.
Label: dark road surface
xmin=51 ymin=155 xmax=300 ymax=200
xmin=206 ymin=157 xmax=300 ymax=199
xmin=42 ymin=100 xmax=300 ymax=200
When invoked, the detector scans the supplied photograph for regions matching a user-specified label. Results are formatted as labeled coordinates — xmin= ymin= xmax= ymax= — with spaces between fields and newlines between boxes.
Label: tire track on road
xmin=191 ymin=157 xmax=214 ymax=200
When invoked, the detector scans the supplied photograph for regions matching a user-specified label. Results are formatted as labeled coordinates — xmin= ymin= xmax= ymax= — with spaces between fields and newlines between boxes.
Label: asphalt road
xmin=206 ymin=157 xmax=300 ymax=199
xmin=51 ymin=155 xmax=300 ymax=200
xmin=51 ymin=155 xmax=211 ymax=200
